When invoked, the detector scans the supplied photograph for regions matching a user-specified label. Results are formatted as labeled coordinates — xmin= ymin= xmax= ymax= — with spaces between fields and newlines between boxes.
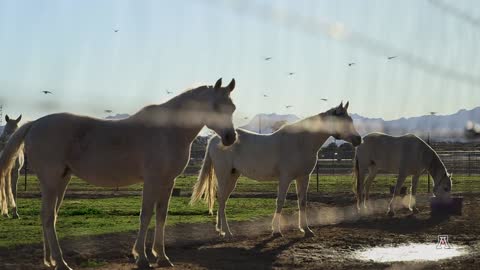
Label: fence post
xmin=427 ymin=137 xmax=431 ymax=193
xmin=468 ymin=152 xmax=471 ymax=176
xmin=316 ymin=162 xmax=319 ymax=192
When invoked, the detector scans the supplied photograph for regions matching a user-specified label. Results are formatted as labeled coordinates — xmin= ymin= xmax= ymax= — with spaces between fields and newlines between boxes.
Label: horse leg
xmin=409 ymin=174 xmax=420 ymax=214
xmin=356 ymin=169 xmax=367 ymax=213
xmin=214 ymin=170 xmax=228 ymax=235
xmin=11 ymin=167 xmax=19 ymax=219
xmin=41 ymin=171 xmax=71 ymax=268
xmin=39 ymin=176 xmax=72 ymax=270
xmin=151 ymin=178 xmax=175 ymax=268
xmin=363 ymin=166 xmax=378 ymax=210
xmin=272 ymin=176 xmax=291 ymax=237
xmin=295 ymin=175 xmax=313 ymax=237
xmin=387 ymin=174 xmax=407 ymax=216
xmin=132 ymin=182 xmax=156 ymax=269
xmin=217 ymin=171 xmax=239 ymax=238
xmin=2 ymin=171 xmax=11 ymax=218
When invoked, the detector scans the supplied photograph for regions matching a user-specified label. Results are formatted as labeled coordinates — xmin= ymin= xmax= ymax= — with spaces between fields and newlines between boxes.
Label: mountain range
xmin=1 ymin=107 xmax=479 ymax=142
xmin=239 ymin=107 xmax=480 ymax=143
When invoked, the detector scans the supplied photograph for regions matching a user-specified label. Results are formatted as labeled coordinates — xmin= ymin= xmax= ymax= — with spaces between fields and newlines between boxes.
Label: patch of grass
xmin=0 ymin=196 xmax=296 ymax=248
xmin=17 ymin=173 xmax=479 ymax=196
xmin=79 ymin=259 xmax=107 ymax=268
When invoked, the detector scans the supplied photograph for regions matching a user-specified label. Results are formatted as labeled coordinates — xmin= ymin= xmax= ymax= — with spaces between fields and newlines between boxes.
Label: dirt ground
xmin=1 ymin=193 xmax=480 ymax=270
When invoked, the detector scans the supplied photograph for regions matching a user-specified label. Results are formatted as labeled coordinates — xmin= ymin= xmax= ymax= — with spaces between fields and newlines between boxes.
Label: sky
xmin=0 ymin=0 xmax=479 ymax=126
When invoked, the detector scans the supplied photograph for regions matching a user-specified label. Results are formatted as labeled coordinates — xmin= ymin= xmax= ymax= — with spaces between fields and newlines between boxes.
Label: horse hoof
xmin=2 ymin=213 xmax=10 ymax=218
xmin=43 ymin=260 xmax=52 ymax=268
xmin=271 ymin=232 xmax=283 ymax=238
xmin=54 ymin=262 xmax=73 ymax=270
xmin=157 ymin=258 xmax=174 ymax=268
xmin=302 ymin=229 xmax=315 ymax=238
xmin=136 ymin=258 xmax=153 ymax=269
xmin=12 ymin=213 xmax=20 ymax=219
xmin=411 ymin=207 xmax=420 ymax=214
xmin=387 ymin=210 xmax=395 ymax=217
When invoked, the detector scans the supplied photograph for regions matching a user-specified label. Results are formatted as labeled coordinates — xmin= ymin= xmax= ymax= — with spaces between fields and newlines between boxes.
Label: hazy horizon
xmin=1 ymin=0 xmax=479 ymax=125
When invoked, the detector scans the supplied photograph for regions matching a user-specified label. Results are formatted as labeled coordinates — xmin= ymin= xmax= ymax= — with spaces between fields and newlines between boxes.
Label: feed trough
xmin=389 ymin=186 xmax=407 ymax=195
xmin=430 ymin=196 xmax=463 ymax=216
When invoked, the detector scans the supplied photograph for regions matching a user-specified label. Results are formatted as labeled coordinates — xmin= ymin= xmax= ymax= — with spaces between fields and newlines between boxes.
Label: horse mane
xmin=130 ymin=85 xmax=212 ymax=121
xmin=278 ymin=107 xmax=338 ymax=134
xmin=277 ymin=114 xmax=320 ymax=134
xmin=427 ymin=146 xmax=448 ymax=176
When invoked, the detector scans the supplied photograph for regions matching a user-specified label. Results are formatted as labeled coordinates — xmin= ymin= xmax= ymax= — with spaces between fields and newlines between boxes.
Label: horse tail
xmin=0 ymin=121 xmax=34 ymax=215
xmin=190 ymin=140 xmax=217 ymax=215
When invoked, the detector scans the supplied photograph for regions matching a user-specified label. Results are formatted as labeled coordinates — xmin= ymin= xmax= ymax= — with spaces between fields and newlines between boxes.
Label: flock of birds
xmin=39 ymin=27 xmax=397 ymax=121
xmin=258 ymin=55 xmax=398 ymax=117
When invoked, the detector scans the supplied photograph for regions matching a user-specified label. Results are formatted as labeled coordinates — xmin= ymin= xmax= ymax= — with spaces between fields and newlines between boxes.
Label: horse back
xmin=359 ymin=133 xmax=429 ymax=174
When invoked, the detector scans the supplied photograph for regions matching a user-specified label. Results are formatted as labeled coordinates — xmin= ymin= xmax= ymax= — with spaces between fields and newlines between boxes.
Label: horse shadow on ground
xmin=170 ymin=234 xmax=303 ymax=270
xmin=0 ymin=220 xmax=305 ymax=270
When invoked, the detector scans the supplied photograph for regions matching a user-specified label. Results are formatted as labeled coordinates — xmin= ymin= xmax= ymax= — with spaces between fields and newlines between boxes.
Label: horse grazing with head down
xmin=354 ymin=132 xmax=452 ymax=216
xmin=0 ymin=114 xmax=23 ymax=218
xmin=191 ymin=102 xmax=361 ymax=237
xmin=0 ymin=78 xmax=237 ymax=270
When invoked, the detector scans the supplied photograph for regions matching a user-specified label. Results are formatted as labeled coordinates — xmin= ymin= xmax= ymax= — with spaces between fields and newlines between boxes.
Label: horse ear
xmin=344 ymin=101 xmax=349 ymax=111
xmin=16 ymin=115 xmax=22 ymax=122
xmin=227 ymin=78 xmax=235 ymax=92
xmin=335 ymin=102 xmax=343 ymax=115
xmin=5 ymin=115 xmax=10 ymax=122
xmin=214 ymin=78 xmax=222 ymax=89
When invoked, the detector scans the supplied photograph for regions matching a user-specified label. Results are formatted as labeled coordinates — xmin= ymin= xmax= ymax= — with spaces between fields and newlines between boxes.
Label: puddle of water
xmin=353 ymin=243 xmax=467 ymax=262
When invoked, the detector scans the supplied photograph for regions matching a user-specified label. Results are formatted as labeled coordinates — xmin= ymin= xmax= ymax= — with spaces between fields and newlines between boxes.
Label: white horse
xmin=191 ymin=102 xmax=361 ymax=237
xmin=0 ymin=114 xmax=24 ymax=218
xmin=354 ymin=132 xmax=452 ymax=216
xmin=0 ymin=78 xmax=237 ymax=270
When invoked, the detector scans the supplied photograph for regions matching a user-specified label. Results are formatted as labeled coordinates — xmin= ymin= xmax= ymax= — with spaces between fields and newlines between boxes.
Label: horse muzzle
xmin=351 ymin=135 xmax=362 ymax=147
xmin=221 ymin=130 xmax=236 ymax=146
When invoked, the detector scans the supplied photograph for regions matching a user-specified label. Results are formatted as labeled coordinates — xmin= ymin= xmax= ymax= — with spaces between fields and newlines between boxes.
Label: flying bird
xmin=166 ymin=90 xmax=173 ymax=94
xmin=288 ymin=72 xmax=295 ymax=76
xmin=321 ymin=98 xmax=328 ymax=102
xmin=263 ymin=94 xmax=268 ymax=97
xmin=41 ymin=90 xmax=53 ymax=94
xmin=104 ymin=110 xmax=113 ymax=113
xmin=387 ymin=56 xmax=397 ymax=60
xmin=348 ymin=63 xmax=355 ymax=66
xmin=244 ymin=117 xmax=249 ymax=120
xmin=264 ymin=57 xmax=272 ymax=61
xmin=285 ymin=105 xmax=293 ymax=109
xmin=113 ymin=29 xmax=119 ymax=33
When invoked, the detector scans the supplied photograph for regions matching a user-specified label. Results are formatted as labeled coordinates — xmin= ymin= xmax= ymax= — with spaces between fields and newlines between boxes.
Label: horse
xmin=0 ymin=114 xmax=24 ymax=218
xmin=0 ymin=78 xmax=237 ymax=270
xmin=191 ymin=102 xmax=361 ymax=237
xmin=353 ymin=132 xmax=452 ymax=216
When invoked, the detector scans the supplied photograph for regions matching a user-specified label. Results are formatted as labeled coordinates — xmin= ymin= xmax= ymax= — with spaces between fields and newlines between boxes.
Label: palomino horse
xmin=0 ymin=114 xmax=24 ymax=218
xmin=191 ymin=102 xmax=361 ymax=237
xmin=354 ymin=132 xmax=452 ymax=216
xmin=0 ymin=78 xmax=237 ymax=270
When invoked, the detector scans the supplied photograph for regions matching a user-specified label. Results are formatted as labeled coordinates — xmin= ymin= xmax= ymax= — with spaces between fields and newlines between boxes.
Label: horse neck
xmin=284 ymin=116 xmax=331 ymax=151
xmin=428 ymin=149 xmax=447 ymax=180
xmin=131 ymin=93 xmax=207 ymax=144
xmin=0 ymin=132 xmax=8 ymax=150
